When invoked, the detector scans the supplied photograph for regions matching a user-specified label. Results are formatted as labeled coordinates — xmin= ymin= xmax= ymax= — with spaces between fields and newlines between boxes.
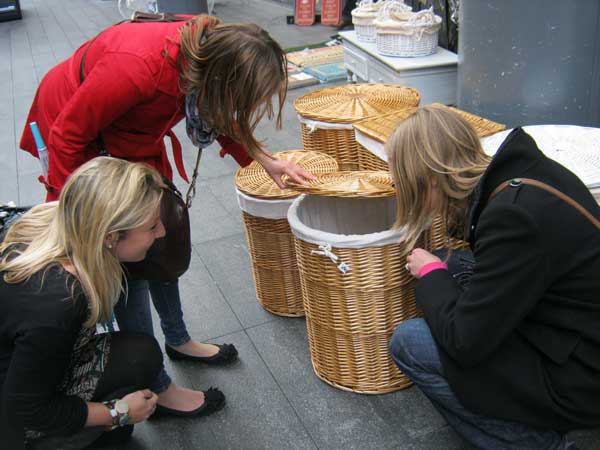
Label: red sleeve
xmin=216 ymin=135 xmax=253 ymax=167
xmin=45 ymin=53 xmax=155 ymax=198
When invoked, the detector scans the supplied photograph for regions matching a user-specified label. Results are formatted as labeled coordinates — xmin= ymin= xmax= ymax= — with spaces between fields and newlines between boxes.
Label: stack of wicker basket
xmin=294 ymin=84 xmax=420 ymax=171
xmin=286 ymin=171 xmax=422 ymax=393
xmin=235 ymin=150 xmax=338 ymax=317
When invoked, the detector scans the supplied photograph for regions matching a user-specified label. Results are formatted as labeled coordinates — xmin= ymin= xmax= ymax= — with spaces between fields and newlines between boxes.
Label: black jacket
xmin=0 ymin=266 xmax=88 ymax=450
xmin=417 ymin=128 xmax=600 ymax=432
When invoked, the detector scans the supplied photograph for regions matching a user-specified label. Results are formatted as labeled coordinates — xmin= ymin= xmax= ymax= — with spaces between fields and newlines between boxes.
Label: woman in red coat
xmin=19 ymin=15 xmax=312 ymax=417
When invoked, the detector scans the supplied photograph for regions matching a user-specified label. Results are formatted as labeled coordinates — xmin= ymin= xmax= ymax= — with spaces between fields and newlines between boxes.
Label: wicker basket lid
xmin=285 ymin=171 xmax=395 ymax=198
xmin=235 ymin=150 xmax=338 ymax=200
xmin=293 ymin=84 xmax=421 ymax=123
xmin=353 ymin=103 xmax=506 ymax=143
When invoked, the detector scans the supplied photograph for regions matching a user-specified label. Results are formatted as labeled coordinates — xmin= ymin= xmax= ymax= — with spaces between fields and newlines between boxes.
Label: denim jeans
xmin=114 ymin=279 xmax=191 ymax=393
xmin=389 ymin=319 xmax=570 ymax=450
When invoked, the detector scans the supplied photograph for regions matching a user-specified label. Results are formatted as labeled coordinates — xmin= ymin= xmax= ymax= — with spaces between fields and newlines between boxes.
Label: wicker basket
xmin=288 ymin=171 xmax=426 ymax=393
xmin=353 ymin=104 xmax=506 ymax=171
xmin=235 ymin=150 xmax=338 ymax=317
xmin=294 ymin=84 xmax=420 ymax=171
xmin=375 ymin=7 xmax=442 ymax=57
xmin=351 ymin=0 xmax=395 ymax=43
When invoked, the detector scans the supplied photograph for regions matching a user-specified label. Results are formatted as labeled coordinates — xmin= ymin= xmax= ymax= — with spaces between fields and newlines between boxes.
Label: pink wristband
xmin=418 ymin=261 xmax=448 ymax=278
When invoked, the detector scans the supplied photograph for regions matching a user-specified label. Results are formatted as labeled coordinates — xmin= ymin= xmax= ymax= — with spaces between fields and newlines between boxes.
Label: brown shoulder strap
xmin=131 ymin=11 xmax=188 ymax=22
xmin=490 ymin=178 xmax=600 ymax=230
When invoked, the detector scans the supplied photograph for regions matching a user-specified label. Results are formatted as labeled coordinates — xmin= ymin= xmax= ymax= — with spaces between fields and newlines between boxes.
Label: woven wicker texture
xmin=354 ymin=104 xmax=506 ymax=145
xmin=235 ymin=150 xmax=338 ymax=199
xmin=295 ymin=84 xmax=420 ymax=171
xmin=357 ymin=143 xmax=389 ymax=171
xmin=295 ymin=234 xmax=428 ymax=393
xmin=237 ymin=150 xmax=339 ymax=317
xmin=293 ymin=198 xmax=466 ymax=392
xmin=242 ymin=212 xmax=306 ymax=316
xmin=286 ymin=171 xmax=395 ymax=198
xmin=294 ymin=84 xmax=421 ymax=123
xmin=299 ymin=125 xmax=361 ymax=171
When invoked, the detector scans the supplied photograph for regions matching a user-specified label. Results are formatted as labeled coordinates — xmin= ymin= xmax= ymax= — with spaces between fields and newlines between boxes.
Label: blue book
xmin=303 ymin=62 xmax=347 ymax=83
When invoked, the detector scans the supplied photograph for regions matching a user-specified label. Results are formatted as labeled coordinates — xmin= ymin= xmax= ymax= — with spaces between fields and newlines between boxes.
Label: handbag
xmin=79 ymin=15 xmax=201 ymax=282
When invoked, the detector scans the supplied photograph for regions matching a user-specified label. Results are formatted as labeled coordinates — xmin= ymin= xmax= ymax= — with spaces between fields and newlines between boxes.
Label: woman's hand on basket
xmin=255 ymin=152 xmax=316 ymax=189
xmin=406 ymin=248 xmax=441 ymax=278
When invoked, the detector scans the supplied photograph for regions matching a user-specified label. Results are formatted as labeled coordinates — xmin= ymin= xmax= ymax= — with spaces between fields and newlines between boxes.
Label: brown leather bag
xmin=123 ymin=177 xmax=194 ymax=282
xmin=79 ymin=15 xmax=202 ymax=282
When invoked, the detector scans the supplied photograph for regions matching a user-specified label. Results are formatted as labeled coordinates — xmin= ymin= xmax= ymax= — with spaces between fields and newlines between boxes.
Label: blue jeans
xmin=389 ymin=319 xmax=569 ymax=450
xmin=114 ymin=279 xmax=191 ymax=393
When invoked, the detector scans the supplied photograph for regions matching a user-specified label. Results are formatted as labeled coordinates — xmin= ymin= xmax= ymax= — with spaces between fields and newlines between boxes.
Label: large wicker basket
xmin=353 ymin=104 xmax=507 ymax=171
xmin=294 ymin=84 xmax=420 ymax=171
xmin=235 ymin=151 xmax=338 ymax=317
xmin=288 ymin=171 xmax=423 ymax=393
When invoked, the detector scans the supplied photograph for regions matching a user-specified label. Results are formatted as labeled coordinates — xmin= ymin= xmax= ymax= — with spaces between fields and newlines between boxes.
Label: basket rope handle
xmin=311 ymin=243 xmax=351 ymax=274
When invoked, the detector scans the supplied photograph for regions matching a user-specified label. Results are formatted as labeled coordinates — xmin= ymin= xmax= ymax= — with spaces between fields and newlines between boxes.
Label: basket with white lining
xmin=375 ymin=6 xmax=442 ymax=57
xmin=351 ymin=0 xmax=396 ymax=43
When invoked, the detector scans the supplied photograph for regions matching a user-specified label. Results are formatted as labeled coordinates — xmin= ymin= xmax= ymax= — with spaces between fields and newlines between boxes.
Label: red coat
xmin=20 ymin=20 xmax=252 ymax=201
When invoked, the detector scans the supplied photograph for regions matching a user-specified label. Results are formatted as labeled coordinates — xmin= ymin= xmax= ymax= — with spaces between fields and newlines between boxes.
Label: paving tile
xmin=247 ymin=318 xmax=415 ymax=450
xmin=391 ymin=426 xmax=471 ymax=450
xmin=205 ymin=175 xmax=240 ymax=214
xmin=568 ymin=428 xmax=600 ymax=450
xmin=168 ymin=252 xmax=243 ymax=342
xmin=368 ymin=383 xmax=449 ymax=440
xmin=188 ymin=329 xmax=318 ymax=450
xmin=192 ymin=210 xmax=245 ymax=244
xmin=194 ymin=234 xmax=277 ymax=328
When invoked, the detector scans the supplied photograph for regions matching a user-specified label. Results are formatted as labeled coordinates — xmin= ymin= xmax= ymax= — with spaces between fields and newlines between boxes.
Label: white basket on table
xmin=351 ymin=0 xmax=401 ymax=43
xmin=374 ymin=6 xmax=442 ymax=57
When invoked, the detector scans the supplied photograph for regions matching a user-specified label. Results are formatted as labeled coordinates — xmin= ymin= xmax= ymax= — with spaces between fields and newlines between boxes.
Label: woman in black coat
xmin=386 ymin=105 xmax=600 ymax=450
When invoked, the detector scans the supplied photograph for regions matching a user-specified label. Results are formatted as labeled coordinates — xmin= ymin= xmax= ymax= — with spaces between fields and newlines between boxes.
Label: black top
xmin=417 ymin=128 xmax=600 ymax=432
xmin=0 ymin=264 xmax=89 ymax=449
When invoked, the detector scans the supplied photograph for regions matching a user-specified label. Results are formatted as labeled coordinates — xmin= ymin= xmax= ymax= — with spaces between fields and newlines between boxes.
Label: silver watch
xmin=104 ymin=399 xmax=130 ymax=428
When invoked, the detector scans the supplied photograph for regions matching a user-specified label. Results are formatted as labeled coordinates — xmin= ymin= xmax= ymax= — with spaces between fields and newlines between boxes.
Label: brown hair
xmin=385 ymin=104 xmax=491 ymax=253
xmin=178 ymin=16 xmax=287 ymax=157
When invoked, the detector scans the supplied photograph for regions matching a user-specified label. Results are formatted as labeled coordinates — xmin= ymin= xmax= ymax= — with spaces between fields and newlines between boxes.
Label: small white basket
xmin=375 ymin=6 xmax=441 ymax=57
xmin=351 ymin=0 xmax=395 ymax=43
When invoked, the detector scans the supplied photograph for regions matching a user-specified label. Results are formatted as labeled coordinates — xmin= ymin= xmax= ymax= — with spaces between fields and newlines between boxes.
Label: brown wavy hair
xmin=178 ymin=16 xmax=287 ymax=157
xmin=385 ymin=104 xmax=491 ymax=254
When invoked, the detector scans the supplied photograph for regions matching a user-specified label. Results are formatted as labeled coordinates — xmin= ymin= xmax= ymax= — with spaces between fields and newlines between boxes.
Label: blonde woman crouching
xmin=0 ymin=158 xmax=218 ymax=450
xmin=387 ymin=105 xmax=600 ymax=450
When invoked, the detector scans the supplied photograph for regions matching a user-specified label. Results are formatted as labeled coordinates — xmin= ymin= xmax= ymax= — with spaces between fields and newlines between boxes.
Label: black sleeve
xmin=416 ymin=202 xmax=546 ymax=367
xmin=2 ymin=327 xmax=88 ymax=437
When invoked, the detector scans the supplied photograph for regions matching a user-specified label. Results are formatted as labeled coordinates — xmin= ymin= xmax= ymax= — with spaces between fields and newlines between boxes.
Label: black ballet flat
xmin=165 ymin=343 xmax=238 ymax=365
xmin=153 ymin=387 xmax=226 ymax=418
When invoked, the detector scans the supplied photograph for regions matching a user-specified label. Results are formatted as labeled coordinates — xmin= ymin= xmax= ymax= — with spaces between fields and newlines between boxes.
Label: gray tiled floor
xmin=1 ymin=1 xmax=597 ymax=449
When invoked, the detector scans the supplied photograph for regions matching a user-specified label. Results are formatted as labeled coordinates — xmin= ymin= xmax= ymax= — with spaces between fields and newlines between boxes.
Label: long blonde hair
xmin=178 ymin=16 xmax=287 ymax=158
xmin=385 ymin=104 xmax=491 ymax=253
xmin=0 ymin=158 xmax=163 ymax=326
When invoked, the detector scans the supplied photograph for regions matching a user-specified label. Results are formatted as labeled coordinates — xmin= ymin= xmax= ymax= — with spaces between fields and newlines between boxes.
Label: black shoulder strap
xmin=490 ymin=178 xmax=600 ymax=230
